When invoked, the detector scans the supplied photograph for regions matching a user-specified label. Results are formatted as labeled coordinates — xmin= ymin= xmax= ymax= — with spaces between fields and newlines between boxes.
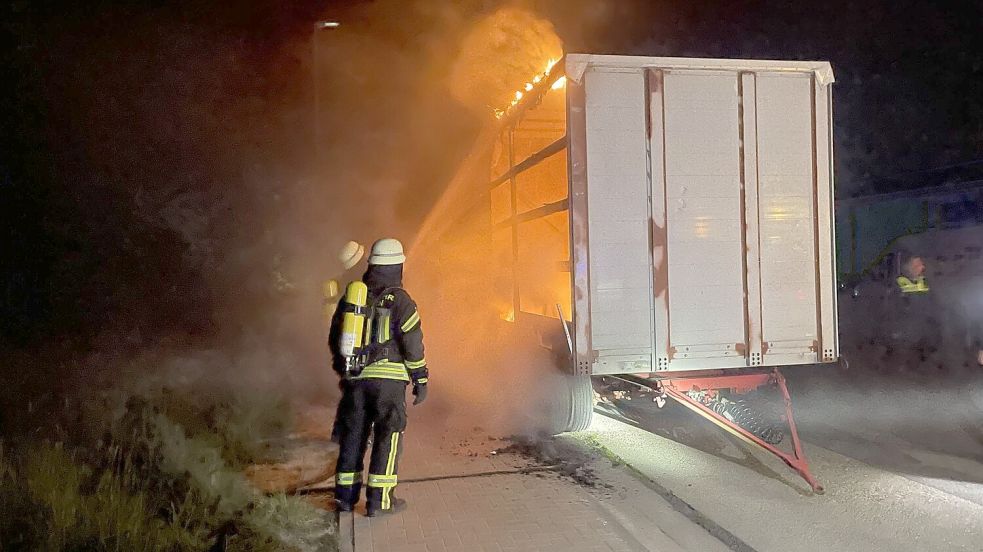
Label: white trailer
xmin=567 ymin=55 xmax=838 ymax=375
xmin=414 ymin=54 xmax=838 ymax=491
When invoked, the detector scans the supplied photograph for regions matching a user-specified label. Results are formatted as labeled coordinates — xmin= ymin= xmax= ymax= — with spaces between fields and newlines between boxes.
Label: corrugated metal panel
xmin=663 ymin=72 xmax=745 ymax=350
xmin=754 ymin=73 xmax=819 ymax=346
xmin=583 ymin=69 xmax=654 ymax=360
xmin=567 ymin=55 xmax=837 ymax=375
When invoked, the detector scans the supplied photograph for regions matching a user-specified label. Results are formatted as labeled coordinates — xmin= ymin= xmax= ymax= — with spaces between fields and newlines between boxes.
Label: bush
xmin=0 ymin=384 xmax=335 ymax=552
xmin=0 ymin=443 xmax=48 ymax=549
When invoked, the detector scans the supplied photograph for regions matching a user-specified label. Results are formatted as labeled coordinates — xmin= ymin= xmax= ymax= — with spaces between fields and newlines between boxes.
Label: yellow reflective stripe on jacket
xmin=367 ymin=474 xmax=398 ymax=487
xmin=355 ymin=361 xmax=409 ymax=382
xmin=336 ymin=472 xmax=358 ymax=486
xmin=378 ymin=313 xmax=391 ymax=343
xmin=415 ymin=377 xmax=428 ymax=384
xmin=897 ymin=276 xmax=930 ymax=293
xmin=404 ymin=358 xmax=426 ymax=370
xmin=400 ymin=310 xmax=420 ymax=333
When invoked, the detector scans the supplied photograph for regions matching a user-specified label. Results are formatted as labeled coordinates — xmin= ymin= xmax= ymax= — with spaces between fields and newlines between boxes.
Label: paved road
xmin=301 ymin=370 xmax=983 ymax=552
xmin=584 ymin=412 xmax=983 ymax=552
xmin=339 ymin=413 xmax=732 ymax=552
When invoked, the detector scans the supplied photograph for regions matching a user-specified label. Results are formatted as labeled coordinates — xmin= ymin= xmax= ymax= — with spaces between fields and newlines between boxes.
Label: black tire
xmin=552 ymin=375 xmax=594 ymax=434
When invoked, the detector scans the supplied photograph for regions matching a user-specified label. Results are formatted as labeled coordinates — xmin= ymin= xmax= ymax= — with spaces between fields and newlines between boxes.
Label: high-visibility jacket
xmin=896 ymin=275 xmax=930 ymax=294
xmin=329 ymin=265 xmax=428 ymax=385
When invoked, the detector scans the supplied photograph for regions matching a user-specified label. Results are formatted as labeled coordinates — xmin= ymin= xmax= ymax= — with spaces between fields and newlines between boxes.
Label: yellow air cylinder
xmin=339 ymin=281 xmax=368 ymax=361
xmin=323 ymin=279 xmax=340 ymax=301
xmin=322 ymin=279 xmax=340 ymax=325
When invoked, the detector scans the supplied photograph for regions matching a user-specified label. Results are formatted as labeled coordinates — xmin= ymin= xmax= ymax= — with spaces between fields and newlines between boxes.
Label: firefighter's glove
xmin=412 ymin=383 xmax=428 ymax=406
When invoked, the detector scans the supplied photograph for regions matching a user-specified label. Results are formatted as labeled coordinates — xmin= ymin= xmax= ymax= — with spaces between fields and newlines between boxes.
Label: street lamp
xmin=313 ymin=21 xmax=341 ymax=166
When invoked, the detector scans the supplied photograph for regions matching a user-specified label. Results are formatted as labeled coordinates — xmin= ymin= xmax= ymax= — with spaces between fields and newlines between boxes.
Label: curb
xmin=580 ymin=430 xmax=760 ymax=552
xmin=337 ymin=511 xmax=355 ymax=552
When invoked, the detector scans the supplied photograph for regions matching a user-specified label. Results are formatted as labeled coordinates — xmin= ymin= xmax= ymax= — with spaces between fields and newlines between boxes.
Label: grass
xmin=0 ymin=377 xmax=336 ymax=551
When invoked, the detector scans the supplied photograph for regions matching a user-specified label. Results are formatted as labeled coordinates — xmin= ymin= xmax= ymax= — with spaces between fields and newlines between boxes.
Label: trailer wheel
xmin=552 ymin=375 xmax=594 ymax=434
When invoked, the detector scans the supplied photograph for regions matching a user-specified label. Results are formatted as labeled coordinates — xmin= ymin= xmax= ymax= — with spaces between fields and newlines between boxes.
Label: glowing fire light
xmin=495 ymin=57 xmax=564 ymax=119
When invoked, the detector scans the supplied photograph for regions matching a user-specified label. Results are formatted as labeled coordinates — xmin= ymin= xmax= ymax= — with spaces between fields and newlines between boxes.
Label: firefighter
xmin=324 ymin=240 xmax=367 ymax=321
xmin=896 ymin=254 xmax=930 ymax=294
xmin=331 ymin=238 xmax=428 ymax=516
xmin=893 ymin=252 xmax=981 ymax=375
xmin=886 ymin=253 xmax=936 ymax=375
xmin=326 ymin=241 xmax=367 ymax=444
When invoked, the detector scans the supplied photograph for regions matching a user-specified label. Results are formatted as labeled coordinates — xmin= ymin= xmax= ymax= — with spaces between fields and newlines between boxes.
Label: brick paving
xmin=338 ymin=415 xmax=727 ymax=552
xmin=293 ymin=399 xmax=735 ymax=552
xmin=353 ymin=472 xmax=644 ymax=552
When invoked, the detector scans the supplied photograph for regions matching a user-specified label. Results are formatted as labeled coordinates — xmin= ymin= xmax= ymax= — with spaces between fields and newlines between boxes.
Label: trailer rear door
xmin=567 ymin=55 xmax=837 ymax=375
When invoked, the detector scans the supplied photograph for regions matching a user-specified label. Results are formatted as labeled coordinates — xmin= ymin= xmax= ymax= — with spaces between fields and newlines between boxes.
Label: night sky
xmin=1 ymin=0 xmax=981 ymax=354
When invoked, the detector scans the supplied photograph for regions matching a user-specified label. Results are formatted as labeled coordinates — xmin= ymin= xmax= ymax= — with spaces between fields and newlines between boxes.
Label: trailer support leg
xmin=661 ymin=369 xmax=824 ymax=493
xmin=770 ymin=369 xmax=821 ymax=492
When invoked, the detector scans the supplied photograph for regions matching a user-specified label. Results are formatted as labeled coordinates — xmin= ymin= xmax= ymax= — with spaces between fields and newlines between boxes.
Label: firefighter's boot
xmin=334 ymin=475 xmax=362 ymax=512
xmin=366 ymin=495 xmax=407 ymax=517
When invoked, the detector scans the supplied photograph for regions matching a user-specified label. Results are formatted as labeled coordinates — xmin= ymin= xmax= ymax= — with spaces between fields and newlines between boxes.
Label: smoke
xmin=372 ymin=5 xmax=580 ymax=437
xmin=0 ymin=0 xmax=576 ymax=439
xmin=249 ymin=3 xmax=571 ymax=409
xmin=449 ymin=7 xmax=563 ymax=113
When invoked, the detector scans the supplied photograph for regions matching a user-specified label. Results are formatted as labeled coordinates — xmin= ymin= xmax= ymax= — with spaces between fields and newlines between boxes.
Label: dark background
xmin=1 ymin=0 xmax=981 ymax=409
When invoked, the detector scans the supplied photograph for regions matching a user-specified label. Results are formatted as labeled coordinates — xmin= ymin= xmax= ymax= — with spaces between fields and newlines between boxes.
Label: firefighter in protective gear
xmin=325 ymin=241 xmax=367 ymax=444
xmin=887 ymin=253 xmax=936 ymax=374
xmin=896 ymin=255 xmax=930 ymax=294
xmin=324 ymin=241 xmax=367 ymax=322
xmin=891 ymin=252 xmax=970 ymax=376
xmin=330 ymin=238 xmax=428 ymax=516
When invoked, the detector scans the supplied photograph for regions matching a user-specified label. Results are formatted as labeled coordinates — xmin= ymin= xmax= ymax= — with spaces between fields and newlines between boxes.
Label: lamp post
xmin=313 ymin=21 xmax=340 ymax=166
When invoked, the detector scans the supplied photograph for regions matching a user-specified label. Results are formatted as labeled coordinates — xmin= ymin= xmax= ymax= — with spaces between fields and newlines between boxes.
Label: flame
xmin=495 ymin=56 xmax=564 ymax=119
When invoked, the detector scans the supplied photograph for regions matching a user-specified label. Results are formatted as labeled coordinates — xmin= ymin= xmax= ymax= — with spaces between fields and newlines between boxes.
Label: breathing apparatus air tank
xmin=322 ymin=279 xmax=340 ymax=326
xmin=338 ymin=281 xmax=369 ymax=377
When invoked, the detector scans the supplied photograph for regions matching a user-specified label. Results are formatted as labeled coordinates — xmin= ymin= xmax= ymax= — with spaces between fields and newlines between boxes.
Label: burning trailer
xmin=413 ymin=54 xmax=838 ymax=492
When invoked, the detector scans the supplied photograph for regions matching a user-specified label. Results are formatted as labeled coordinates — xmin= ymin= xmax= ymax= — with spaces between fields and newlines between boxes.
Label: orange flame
xmin=495 ymin=57 xmax=564 ymax=119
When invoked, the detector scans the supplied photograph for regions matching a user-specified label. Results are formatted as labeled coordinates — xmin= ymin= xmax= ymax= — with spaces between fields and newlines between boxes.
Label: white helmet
xmin=368 ymin=238 xmax=406 ymax=266
xmin=338 ymin=240 xmax=365 ymax=270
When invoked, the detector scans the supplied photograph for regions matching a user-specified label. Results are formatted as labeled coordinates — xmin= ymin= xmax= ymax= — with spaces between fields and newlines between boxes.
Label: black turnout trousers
xmin=334 ymin=378 xmax=407 ymax=510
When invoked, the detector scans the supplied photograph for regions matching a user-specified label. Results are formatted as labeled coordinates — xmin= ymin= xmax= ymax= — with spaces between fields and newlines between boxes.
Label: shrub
xmin=0 ymin=385 xmax=335 ymax=551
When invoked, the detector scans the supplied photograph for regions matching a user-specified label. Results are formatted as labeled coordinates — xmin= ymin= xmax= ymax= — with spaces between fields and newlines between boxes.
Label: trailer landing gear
xmin=617 ymin=369 xmax=823 ymax=493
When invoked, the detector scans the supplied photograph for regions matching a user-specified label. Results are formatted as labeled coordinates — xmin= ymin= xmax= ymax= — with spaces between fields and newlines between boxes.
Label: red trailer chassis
xmin=614 ymin=369 xmax=823 ymax=493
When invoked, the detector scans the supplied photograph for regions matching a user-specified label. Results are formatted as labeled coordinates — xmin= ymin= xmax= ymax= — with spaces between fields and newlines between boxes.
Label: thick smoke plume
xmin=405 ymin=6 xmax=572 ymax=437
xmin=449 ymin=7 xmax=563 ymax=113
